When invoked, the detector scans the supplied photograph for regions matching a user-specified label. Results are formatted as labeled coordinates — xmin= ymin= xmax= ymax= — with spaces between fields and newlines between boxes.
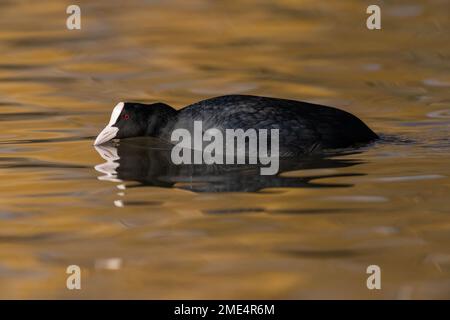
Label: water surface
xmin=0 ymin=0 xmax=449 ymax=299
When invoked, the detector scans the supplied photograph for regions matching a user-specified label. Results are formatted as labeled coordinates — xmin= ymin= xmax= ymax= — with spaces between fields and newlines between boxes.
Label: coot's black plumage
xmin=94 ymin=95 xmax=378 ymax=155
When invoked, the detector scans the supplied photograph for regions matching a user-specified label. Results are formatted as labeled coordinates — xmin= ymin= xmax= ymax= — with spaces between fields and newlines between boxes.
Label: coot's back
xmin=174 ymin=95 xmax=378 ymax=155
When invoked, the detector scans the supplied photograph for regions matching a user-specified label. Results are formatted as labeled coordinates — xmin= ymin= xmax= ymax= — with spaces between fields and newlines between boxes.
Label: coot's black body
xmin=94 ymin=95 xmax=378 ymax=156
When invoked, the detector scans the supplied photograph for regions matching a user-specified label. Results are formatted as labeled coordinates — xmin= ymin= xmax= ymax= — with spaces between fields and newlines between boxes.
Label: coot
xmin=94 ymin=95 xmax=378 ymax=155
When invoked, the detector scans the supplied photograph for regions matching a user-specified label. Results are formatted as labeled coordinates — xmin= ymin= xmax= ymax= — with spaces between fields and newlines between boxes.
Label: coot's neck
xmin=143 ymin=103 xmax=179 ymax=139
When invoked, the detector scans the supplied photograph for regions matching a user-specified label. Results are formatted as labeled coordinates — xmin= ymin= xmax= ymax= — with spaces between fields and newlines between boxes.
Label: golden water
xmin=0 ymin=0 xmax=449 ymax=299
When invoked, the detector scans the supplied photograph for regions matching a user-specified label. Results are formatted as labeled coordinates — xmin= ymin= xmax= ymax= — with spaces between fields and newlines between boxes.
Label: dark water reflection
xmin=94 ymin=139 xmax=365 ymax=192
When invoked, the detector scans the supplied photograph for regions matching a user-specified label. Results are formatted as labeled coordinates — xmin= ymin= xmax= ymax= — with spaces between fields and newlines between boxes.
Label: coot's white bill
xmin=94 ymin=102 xmax=125 ymax=145
xmin=94 ymin=125 xmax=119 ymax=145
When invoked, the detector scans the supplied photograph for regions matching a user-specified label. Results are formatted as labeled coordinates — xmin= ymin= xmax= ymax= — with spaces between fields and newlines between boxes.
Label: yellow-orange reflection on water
xmin=0 ymin=0 xmax=449 ymax=298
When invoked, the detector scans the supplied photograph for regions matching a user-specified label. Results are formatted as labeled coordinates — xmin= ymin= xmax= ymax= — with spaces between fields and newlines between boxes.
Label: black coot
xmin=94 ymin=95 xmax=378 ymax=155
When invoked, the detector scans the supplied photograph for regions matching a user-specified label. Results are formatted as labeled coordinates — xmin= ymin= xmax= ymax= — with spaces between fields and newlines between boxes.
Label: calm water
xmin=0 ymin=0 xmax=449 ymax=299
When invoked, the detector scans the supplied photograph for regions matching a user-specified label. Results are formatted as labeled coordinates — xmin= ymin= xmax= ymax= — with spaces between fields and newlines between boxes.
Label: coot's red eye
xmin=122 ymin=114 xmax=130 ymax=120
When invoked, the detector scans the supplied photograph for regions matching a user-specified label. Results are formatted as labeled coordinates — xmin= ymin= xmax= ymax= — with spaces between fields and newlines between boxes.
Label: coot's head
xmin=94 ymin=102 xmax=176 ymax=145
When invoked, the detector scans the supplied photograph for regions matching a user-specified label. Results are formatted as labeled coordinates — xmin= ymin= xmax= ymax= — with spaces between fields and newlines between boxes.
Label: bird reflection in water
xmin=94 ymin=137 xmax=366 ymax=193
